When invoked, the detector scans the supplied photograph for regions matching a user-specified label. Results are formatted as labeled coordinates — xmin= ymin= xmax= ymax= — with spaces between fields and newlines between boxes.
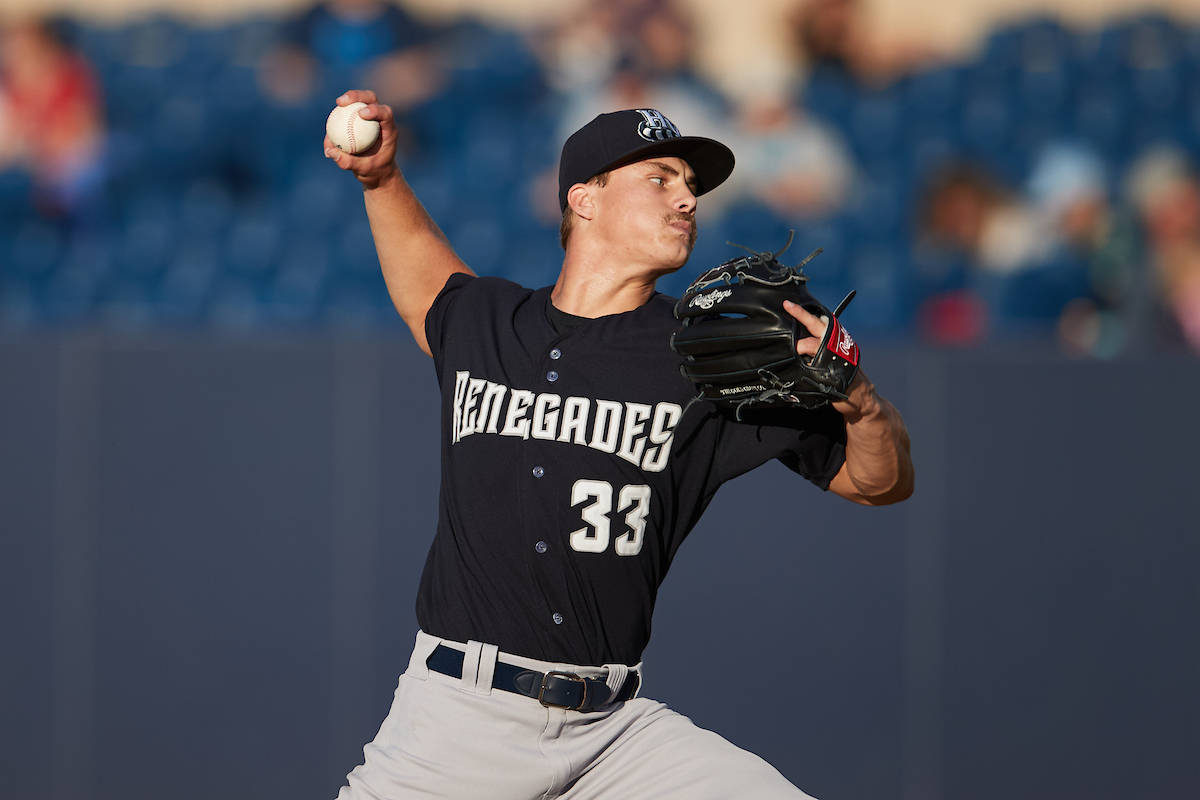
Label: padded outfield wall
xmin=1 ymin=333 xmax=1197 ymax=800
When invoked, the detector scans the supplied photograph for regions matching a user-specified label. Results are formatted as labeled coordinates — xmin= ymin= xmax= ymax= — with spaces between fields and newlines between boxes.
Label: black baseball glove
xmin=670 ymin=236 xmax=860 ymax=419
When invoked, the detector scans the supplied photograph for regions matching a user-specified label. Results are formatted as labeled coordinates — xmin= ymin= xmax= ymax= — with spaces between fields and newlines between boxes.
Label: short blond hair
xmin=559 ymin=171 xmax=610 ymax=249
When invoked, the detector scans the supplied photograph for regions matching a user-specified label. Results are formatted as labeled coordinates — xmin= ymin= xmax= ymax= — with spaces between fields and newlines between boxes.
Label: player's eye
xmin=649 ymin=176 xmax=665 ymax=186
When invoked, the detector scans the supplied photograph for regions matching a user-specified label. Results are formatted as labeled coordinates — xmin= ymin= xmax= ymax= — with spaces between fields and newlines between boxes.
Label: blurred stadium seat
xmin=2 ymin=9 xmax=1197 ymax=344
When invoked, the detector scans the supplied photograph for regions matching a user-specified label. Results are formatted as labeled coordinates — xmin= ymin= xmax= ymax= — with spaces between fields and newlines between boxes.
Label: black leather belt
xmin=426 ymin=644 xmax=640 ymax=712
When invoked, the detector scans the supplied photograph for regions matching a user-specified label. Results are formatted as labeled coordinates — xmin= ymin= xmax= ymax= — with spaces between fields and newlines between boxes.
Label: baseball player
xmin=324 ymin=89 xmax=913 ymax=799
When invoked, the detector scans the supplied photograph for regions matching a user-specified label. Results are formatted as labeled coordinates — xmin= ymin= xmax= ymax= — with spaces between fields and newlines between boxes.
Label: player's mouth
xmin=666 ymin=214 xmax=697 ymax=246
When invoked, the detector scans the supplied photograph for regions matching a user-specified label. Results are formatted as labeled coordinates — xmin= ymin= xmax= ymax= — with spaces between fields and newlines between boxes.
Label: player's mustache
xmin=667 ymin=213 xmax=698 ymax=246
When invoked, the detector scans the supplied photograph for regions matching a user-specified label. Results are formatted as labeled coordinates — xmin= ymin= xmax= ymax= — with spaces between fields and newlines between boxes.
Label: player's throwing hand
xmin=324 ymin=90 xmax=399 ymax=190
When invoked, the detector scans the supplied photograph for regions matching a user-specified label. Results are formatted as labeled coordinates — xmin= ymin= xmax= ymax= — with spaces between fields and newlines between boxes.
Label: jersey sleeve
xmin=711 ymin=405 xmax=848 ymax=491
xmin=424 ymin=271 xmax=476 ymax=370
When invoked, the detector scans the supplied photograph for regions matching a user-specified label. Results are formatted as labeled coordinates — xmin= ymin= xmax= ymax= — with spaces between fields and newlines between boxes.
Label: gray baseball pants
xmin=335 ymin=630 xmax=818 ymax=800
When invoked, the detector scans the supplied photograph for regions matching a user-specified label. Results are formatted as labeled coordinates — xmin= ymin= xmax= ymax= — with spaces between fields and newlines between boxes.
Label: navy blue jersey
xmin=415 ymin=273 xmax=847 ymax=666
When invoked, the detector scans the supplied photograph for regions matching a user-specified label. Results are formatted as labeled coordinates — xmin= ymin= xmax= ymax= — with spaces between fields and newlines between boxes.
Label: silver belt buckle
xmin=538 ymin=670 xmax=588 ymax=710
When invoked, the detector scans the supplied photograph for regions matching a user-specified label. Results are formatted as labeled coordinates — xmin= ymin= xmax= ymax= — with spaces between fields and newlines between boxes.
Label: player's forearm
xmin=839 ymin=377 xmax=914 ymax=505
xmin=363 ymin=172 xmax=473 ymax=354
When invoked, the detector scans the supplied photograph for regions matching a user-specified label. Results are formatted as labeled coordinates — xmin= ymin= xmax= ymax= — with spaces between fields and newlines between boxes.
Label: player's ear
xmin=566 ymin=183 xmax=596 ymax=221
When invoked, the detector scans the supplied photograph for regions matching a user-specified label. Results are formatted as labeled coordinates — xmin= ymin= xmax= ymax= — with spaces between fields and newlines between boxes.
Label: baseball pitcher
xmin=324 ymin=90 xmax=914 ymax=799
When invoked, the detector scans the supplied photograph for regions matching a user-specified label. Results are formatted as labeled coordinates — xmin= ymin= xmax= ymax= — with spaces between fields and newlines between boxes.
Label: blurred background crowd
xmin=2 ymin=0 xmax=1200 ymax=356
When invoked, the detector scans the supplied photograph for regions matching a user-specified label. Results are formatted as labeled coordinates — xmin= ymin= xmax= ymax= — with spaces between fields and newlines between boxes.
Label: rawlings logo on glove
xmin=670 ymin=234 xmax=860 ymax=419
xmin=690 ymin=288 xmax=733 ymax=309
xmin=827 ymin=318 xmax=859 ymax=364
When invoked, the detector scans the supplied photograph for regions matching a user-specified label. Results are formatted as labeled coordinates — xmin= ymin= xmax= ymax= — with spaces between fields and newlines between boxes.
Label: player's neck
xmin=554 ymin=245 xmax=659 ymax=317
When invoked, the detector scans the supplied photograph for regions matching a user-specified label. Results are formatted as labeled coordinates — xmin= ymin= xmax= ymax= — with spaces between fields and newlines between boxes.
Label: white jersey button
xmin=546 ymin=370 xmax=559 ymax=382
xmin=535 ymin=541 xmax=548 ymax=553
xmin=552 ymin=613 xmax=564 ymax=625
xmin=532 ymin=465 xmax=545 ymax=478
xmin=549 ymin=348 xmax=562 ymax=360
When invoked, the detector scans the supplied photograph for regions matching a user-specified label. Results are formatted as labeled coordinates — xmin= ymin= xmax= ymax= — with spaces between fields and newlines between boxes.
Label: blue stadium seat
xmin=176 ymin=22 xmax=234 ymax=84
xmin=96 ymin=274 xmax=157 ymax=328
xmin=507 ymin=98 xmax=569 ymax=174
xmin=24 ymin=10 xmax=1199 ymax=333
xmin=447 ymin=217 xmax=505 ymax=277
xmin=0 ymin=169 xmax=33 ymax=222
xmin=0 ymin=277 xmax=37 ymax=328
xmin=979 ymin=24 xmax=1020 ymax=72
xmin=115 ymin=15 xmax=189 ymax=67
xmin=283 ymin=169 xmax=354 ymax=237
xmin=41 ymin=265 xmax=102 ymax=325
xmin=441 ymin=21 xmax=546 ymax=105
xmin=43 ymin=232 xmax=116 ymax=324
xmin=848 ymin=89 xmax=904 ymax=163
xmin=1121 ymin=12 xmax=1185 ymax=64
xmin=910 ymin=245 xmax=971 ymax=298
xmin=798 ymin=65 xmax=858 ymax=128
xmin=114 ymin=195 xmax=177 ymax=278
xmin=400 ymin=158 xmax=457 ymax=222
xmin=330 ymin=216 xmax=379 ymax=278
xmin=208 ymin=275 xmax=268 ymax=329
xmin=501 ymin=225 xmax=564 ymax=290
xmin=721 ymin=200 xmax=795 ymax=255
xmin=264 ymin=239 xmax=332 ymax=325
xmin=845 ymin=174 xmax=905 ymax=241
xmin=321 ymin=274 xmax=398 ymax=329
xmin=178 ymin=179 xmax=235 ymax=239
xmin=67 ymin=19 xmax=120 ymax=63
xmin=155 ymin=241 xmax=221 ymax=324
xmin=1071 ymin=81 xmax=1130 ymax=160
xmin=958 ymin=91 xmax=1015 ymax=162
xmin=971 ymin=257 xmax=1089 ymax=336
xmin=456 ymin=122 xmax=526 ymax=200
xmin=797 ymin=220 xmax=852 ymax=290
xmin=7 ymin=221 xmax=65 ymax=281
xmin=1129 ymin=61 xmax=1184 ymax=120
xmin=1016 ymin=62 xmax=1072 ymax=128
xmin=143 ymin=96 xmax=218 ymax=179
xmin=224 ymin=209 xmax=283 ymax=284
xmin=1126 ymin=120 xmax=1189 ymax=167
xmin=846 ymin=244 xmax=911 ymax=333
xmin=1182 ymin=85 xmax=1200 ymax=153
xmin=902 ymin=66 xmax=964 ymax=118
xmin=1183 ymin=23 xmax=1200 ymax=75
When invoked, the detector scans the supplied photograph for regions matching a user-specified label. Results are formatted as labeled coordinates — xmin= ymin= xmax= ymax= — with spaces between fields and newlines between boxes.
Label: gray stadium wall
xmin=2 ymin=333 xmax=1197 ymax=800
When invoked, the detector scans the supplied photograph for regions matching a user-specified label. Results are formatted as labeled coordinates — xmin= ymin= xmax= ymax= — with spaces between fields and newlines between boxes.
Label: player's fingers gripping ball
xmin=326 ymin=101 xmax=381 ymax=154
xmin=670 ymin=234 xmax=860 ymax=419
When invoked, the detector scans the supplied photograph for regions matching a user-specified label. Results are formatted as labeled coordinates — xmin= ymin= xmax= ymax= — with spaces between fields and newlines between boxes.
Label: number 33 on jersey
xmin=569 ymin=480 xmax=651 ymax=556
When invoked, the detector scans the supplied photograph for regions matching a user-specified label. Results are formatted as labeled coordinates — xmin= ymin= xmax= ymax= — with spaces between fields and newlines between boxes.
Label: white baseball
xmin=326 ymin=102 xmax=381 ymax=155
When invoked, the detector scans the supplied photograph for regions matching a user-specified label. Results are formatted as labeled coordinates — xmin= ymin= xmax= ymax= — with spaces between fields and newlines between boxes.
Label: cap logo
xmin=635 ymin=109 xmax=681 ymax=142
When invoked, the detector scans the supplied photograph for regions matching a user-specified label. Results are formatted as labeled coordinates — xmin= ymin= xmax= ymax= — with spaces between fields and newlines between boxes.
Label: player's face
xmin=593 ymin=156 xmax=699 ymax=272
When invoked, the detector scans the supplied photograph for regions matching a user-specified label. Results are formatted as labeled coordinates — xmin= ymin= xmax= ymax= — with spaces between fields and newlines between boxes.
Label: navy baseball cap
xmin=557 ymin=109 xmax=735 ymax=211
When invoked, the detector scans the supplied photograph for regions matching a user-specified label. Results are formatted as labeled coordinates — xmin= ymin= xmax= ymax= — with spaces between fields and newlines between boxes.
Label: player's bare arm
xmin=784 ymin=299 xmax=914 ymax=506
xmin=324 ymin=90 xmax=473 ymax=356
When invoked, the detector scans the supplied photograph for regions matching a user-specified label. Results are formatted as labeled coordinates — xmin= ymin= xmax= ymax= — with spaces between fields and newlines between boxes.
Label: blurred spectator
xmin=1028 ymin=143 xmax=1111 ymax=255
xmin=257 ymin=0 xmax=444 ymax=112
xmin=915 ymin=161 xmax=1067 ymax=344
xmin=1025 ymin=142 xmax=1144 ymax=357
xmin=536 ymin=0 xmax=672 ymax=94
xmin=722 ymin=94 xmax=854 ymax=218
xmin=919 ymin=162 xmax=1052 ymax=274
xmin=788 ymin=0 xmax=940 ymax=87
xmin=0 ymin=17 xmax=106 ymax=220
xmin=541 ymin=0 xmax=730 ymax=222
xmin=555 ymin=0 xmax=725 ymax=121
xmin=1124 ymin=146 xmax=1200 ymax=354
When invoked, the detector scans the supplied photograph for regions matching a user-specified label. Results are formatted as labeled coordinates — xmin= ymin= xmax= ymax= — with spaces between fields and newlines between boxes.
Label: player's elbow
xmin=843 ymin=460 xmax=914 ymax=506
xmin=873 ymin=473 xmax=914 ymax=505
xmin=869 ymin=461 xmax=915 ymax=505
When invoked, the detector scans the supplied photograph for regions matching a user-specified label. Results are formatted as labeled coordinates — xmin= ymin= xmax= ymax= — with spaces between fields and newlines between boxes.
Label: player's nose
xmin=675 ymin=187 xmax=697 ymax=214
